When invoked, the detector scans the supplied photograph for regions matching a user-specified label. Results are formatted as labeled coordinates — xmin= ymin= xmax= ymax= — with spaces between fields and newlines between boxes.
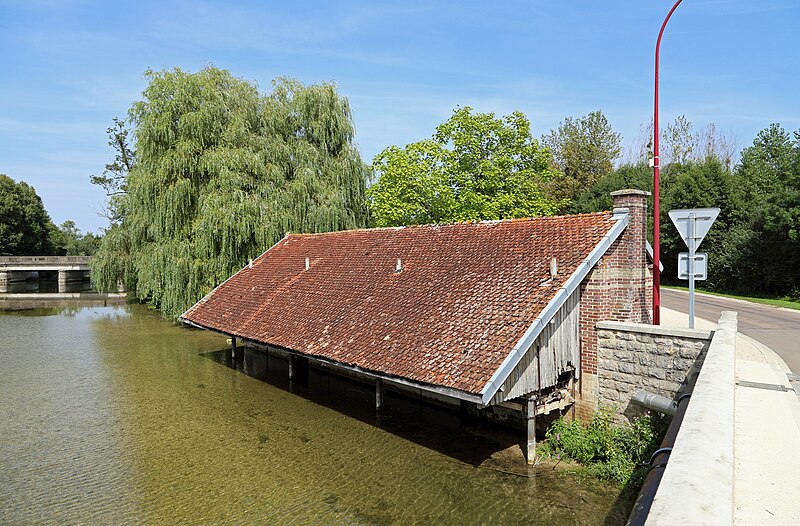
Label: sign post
xmin=668 ymin=208 xmax=719 ymax=328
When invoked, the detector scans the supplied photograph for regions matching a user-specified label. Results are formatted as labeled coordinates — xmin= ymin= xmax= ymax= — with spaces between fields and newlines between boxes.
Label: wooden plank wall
xmin=492 ymin=288 xmax=580 ymax=405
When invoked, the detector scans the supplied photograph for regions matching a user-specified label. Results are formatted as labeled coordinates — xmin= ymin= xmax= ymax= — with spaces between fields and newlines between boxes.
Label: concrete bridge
xmin=0 ymin=256 xmax=92 ymax=292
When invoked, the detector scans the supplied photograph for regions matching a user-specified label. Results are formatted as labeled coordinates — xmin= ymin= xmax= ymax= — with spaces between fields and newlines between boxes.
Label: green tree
xmin=567 ymin=162 xmax=653 ymax=216
xmin=543 ymin=110 xmax=622 ymax=201
xmin=0 ymin=174 xmax=58 ymax=255
xmin=661 ymin=115 xmax=695 ymax=166
xmin=92 ymin=67 xmax=369 ymax=316
xmin=660 ymin=156 xmax=738 ymax=285
xmin=90 ymin=117 xmax=134 ymax=224
xmin=713 ymin=124 xmax=800 ymax=296
xmin=52 ymin=220 xmax=102 ymax=256
xmin=369 ymin=106 xmax=560 ymax=226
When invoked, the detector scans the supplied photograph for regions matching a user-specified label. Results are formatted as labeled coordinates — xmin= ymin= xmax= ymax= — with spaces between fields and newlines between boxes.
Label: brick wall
xmin=576 ymin=189 xmax=652 ymax=420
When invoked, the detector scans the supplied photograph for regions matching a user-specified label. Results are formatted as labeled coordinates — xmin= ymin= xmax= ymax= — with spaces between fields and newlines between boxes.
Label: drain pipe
xmin=631 ymin=390 xmax=678 ymax=416
xmin=626 ymin=392 xmax=691 ymax=526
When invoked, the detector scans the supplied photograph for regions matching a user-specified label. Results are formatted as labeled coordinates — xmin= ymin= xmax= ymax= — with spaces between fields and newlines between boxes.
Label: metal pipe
xmin=653 ymin=0 xmax=684 ymax=325
xmin=626 ymin=391 xmax=691 ymax=525
xmin=631 ymin=389 xmax=678 ymax=416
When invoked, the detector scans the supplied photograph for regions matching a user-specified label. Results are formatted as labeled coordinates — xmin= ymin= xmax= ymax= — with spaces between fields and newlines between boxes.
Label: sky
xmin=1 ymin=0 xmax=798 ymax=234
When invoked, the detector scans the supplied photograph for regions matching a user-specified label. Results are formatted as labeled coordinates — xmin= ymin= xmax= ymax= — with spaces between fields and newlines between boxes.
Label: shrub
xmin=541 ymin=406 xmax=666 ymax=486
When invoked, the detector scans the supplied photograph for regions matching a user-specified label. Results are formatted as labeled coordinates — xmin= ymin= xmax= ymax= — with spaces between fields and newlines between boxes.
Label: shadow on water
xmin=199 ymin=347 xmax=524 ymax=468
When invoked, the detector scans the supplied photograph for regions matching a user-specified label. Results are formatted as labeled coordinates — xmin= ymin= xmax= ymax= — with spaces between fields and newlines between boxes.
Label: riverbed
xmin=0 ymin=301 xmax=629 ymax=524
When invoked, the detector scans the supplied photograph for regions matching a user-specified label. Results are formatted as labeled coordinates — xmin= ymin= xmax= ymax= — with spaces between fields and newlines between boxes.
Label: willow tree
xmin=92 ymin=67 xmax=369 ymax=317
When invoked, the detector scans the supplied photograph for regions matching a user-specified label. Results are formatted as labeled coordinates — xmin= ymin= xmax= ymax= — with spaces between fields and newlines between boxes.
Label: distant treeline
xmin=0 ymin=174 xmax=100 ymax=257
xmin=568 ymin=124 xmax=799 ymax=300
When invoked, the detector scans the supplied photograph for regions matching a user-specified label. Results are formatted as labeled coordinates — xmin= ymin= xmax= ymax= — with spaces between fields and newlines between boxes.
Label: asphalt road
xmin=661 ymin=288 xmax=800 ymax=374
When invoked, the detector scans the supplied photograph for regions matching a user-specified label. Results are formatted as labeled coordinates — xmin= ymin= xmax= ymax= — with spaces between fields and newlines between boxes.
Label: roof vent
xmin=305 ymin=257 xmax=310 ymax=271
xmin=395 ymin=258 xmax=403 ymax=273
xmin=550 ymin=257 xmax=558 ymax=279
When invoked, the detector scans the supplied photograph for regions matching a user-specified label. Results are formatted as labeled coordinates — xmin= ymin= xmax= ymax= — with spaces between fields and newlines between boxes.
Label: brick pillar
xmin=575 ymin=189 xmax=651 ymax=420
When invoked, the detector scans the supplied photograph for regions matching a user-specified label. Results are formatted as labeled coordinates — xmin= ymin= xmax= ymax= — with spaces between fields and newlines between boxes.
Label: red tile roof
xmin=182 ymin=213 xmax=619 ymax=395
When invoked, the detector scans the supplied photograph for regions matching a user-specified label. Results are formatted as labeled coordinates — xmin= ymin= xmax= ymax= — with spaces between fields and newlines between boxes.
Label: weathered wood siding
xmin=491 ymin=288 xmax=580 ymax=405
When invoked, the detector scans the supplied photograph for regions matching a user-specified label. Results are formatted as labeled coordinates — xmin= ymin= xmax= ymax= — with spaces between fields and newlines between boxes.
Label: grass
xmin=663 ymin=285 xmax=800 ymax=311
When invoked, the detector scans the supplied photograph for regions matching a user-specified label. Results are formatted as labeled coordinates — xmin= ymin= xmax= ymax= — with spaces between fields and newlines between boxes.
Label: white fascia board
xmin=479 ymin=212 xmax=630 ymax=406
xmin=646 ymin=240 xmax=664 ymax=272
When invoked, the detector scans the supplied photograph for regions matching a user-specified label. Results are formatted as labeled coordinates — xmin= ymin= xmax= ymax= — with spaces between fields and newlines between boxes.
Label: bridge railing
xmin=0 ymin=256 xmax=93 ymax=265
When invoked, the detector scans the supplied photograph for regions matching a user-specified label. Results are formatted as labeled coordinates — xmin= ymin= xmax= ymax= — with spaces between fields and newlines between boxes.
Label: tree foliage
xmin=0 ymin=174 xmax=58 ymax=255
xmin=543 ymin=110 xmax=621 ymax=200
xmin=92 ymin=67 xmax=369 ymax=316
xmin=572 ymin=122 xmax=800 ymax=300
xmin=710 ymin=124 xmax=800 ymax=296
xmin=51 ymin=220 xmax=102 ymax=256
xmin=90 ymin=117 xmax=135 ymax=224
xmin=369 ymin=107 xmax=560 ymax=226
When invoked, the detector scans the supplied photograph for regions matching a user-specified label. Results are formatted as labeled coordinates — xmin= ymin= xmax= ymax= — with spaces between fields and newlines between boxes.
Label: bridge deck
xmin=0 ymin=256 xmax=92 ymax=271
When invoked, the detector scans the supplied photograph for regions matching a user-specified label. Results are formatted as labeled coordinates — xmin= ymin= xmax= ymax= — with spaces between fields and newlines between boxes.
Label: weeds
xmin=541 ymin=406 xmax=667 ymax=486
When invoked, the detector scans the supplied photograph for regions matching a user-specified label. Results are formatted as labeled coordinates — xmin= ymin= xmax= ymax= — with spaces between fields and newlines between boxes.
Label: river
xmin=0 ymin=300 xmax=629 ymax=524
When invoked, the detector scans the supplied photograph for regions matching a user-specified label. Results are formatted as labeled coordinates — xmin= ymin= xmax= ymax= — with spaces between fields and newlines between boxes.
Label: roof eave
xmin=479 ymin=211 xmax=630 ymax=406
xmin=178 ymin=318 xmax=484 ymax=405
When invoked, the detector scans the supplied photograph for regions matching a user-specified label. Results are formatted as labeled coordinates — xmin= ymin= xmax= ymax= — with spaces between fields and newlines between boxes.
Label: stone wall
xmin=595 ymin=321 xmax=712 ymax=420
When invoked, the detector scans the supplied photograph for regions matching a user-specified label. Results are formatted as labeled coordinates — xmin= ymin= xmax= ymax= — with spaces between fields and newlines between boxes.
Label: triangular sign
xmin=668 ymin=208 xmax=720 ymax=249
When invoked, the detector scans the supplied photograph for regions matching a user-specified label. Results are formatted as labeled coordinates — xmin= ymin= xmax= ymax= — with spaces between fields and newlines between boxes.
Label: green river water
xmin=0 ymin=300 xmax=629 ymax=525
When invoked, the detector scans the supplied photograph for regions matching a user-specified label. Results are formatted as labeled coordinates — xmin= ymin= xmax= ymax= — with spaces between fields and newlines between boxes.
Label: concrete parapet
xmin=645 ymin=311 xmax=737 ymax=526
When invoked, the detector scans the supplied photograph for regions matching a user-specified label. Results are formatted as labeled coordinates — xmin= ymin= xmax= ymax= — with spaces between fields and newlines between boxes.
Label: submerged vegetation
xmin=541 ymin=407 xmax=667 ymax=487
xmin=92 ymin=67 xmax=369 ymax=317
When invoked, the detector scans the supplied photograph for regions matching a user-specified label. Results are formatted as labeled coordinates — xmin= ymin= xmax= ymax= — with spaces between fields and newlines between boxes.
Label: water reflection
xmin=0 ymin=303 xmax=630 ymax=525
xmin=0 ymin=276 xmax=92 ymax=294
xmin=202 ymin=347 xmax=521 ymax=467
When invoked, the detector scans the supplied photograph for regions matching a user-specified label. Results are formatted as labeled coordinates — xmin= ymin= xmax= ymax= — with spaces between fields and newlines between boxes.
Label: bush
xmin=541 ymin=406 xmax=666 ymax=486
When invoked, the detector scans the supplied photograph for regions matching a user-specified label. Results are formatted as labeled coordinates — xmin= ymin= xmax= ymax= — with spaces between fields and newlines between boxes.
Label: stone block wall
xmin=595 ymin=321 xmax=712 ymax=420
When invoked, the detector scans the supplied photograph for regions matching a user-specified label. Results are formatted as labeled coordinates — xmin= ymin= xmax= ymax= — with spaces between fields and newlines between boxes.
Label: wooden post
xmin=231 ymin=336 xmax=238 ymax=360
xmin=288 ymin=355 xmax=296 ymax=380
xmin=375 ymin=378 xmax=384 ymax=411
xmin=525 ymin=394 xmax=537 ymax=465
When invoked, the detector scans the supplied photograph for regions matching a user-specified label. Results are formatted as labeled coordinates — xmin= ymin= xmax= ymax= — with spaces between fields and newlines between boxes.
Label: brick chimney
xmin=575 ymin=188 xmax=652 ymax=420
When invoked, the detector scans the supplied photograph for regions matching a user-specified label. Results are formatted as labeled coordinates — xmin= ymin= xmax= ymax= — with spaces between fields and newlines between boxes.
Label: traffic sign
xmin=669 ymin=207 xmax=719 ymax=329
xmin=668 ymin=208 xmax=720 ymax=250
xmin=678 ymin=252 xmax=707 ymax=280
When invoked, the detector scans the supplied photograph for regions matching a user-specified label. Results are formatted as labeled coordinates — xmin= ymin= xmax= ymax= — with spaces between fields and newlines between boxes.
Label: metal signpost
xmin=668 ymin=208 xmax=719 ymax=328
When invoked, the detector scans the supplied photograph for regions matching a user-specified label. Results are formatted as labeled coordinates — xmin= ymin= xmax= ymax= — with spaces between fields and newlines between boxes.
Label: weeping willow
xmin=92 ymin=67 xmax=369 ymax=317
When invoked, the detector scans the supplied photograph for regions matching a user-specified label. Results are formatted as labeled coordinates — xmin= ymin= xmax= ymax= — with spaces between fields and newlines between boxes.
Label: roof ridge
xmin=288 ymin=211 xmax=612 ymax=238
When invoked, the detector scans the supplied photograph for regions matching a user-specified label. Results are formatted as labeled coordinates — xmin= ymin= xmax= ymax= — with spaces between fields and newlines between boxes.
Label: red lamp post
xmin=652 ymin=0 xmax=684 ymax=325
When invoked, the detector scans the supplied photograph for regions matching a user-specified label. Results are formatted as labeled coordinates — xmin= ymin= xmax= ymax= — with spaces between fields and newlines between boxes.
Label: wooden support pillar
xmin=525 ymin=395 xmax=537 ymax=465
xmin=231 ymin=336 xmax=239 ymax=361
xmin=375 ymin=378 xmax=384 ymax=411
xmin=288 ymin=355 xmax=296 ymax=380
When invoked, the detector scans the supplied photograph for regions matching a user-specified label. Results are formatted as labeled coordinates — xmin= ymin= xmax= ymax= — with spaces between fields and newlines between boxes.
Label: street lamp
xmin=652 ymin=0 xmax=684 ymax=325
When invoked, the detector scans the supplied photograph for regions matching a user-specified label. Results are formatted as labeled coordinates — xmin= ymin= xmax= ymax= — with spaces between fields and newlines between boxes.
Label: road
xmin=661 ymin=288 xmax=800 ymax=374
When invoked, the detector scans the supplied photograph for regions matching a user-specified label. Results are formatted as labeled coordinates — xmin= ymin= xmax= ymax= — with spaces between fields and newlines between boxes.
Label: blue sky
xmin=1 ymin=0 xmax=798 ymax=233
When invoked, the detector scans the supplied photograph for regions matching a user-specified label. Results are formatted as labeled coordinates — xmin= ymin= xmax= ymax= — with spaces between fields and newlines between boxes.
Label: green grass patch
xmin=663 ymin=285 xmax=800 ymax=311
xmin=540 ymin=406 xmax=668 ymax=487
